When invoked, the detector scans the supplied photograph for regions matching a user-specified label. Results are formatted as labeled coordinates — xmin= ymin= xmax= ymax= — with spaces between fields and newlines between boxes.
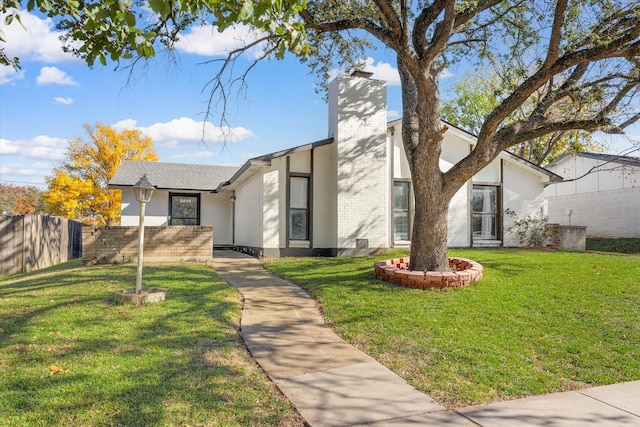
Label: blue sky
xmin=1 ymin=10 xmax=637 ymax=190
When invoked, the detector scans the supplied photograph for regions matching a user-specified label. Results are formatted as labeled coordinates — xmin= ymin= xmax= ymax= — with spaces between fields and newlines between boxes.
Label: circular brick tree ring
xmin=374 ymin=257 xmax=483 ymax=289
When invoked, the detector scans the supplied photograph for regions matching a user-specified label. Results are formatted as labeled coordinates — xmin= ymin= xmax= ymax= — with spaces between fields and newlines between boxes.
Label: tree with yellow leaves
xmin=43 ymin=124 xmax=158 ymax=225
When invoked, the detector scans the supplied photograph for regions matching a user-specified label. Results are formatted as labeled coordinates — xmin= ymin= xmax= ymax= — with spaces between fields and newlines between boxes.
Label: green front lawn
xmin=0 ymin=260 xmax=302 ymax=427
xmin=265 ymin=249 xmax=640 ymax=407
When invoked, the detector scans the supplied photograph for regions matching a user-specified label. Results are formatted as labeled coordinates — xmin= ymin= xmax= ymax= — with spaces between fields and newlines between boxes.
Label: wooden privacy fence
xmin=0 ymin=214 xmax=83 ymax=276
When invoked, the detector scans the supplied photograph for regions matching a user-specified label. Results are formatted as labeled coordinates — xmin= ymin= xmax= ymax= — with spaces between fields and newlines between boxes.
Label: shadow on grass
xmin=1 ymin=262 xmax=297 ymax=426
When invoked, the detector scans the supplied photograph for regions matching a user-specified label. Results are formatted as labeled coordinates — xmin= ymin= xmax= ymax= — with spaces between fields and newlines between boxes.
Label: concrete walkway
xmin=212 ymin=251 xmax=640 ymax=427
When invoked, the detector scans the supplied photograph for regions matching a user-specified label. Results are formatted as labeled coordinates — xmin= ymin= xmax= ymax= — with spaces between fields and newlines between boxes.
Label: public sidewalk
xmin=212 ymin=250 xmax=640 ymax=427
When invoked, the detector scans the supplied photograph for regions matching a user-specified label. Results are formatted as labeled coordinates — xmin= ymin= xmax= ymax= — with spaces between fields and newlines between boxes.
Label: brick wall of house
xmin=329 ymin=74 xmax=389 ymax=253
xmin=547 ymin=188 xmax=640 ymax=238
xmin=83 ymin=226 xmax=213 ymax=263
xmin=546 ymin=224 xmax=587 ymax=251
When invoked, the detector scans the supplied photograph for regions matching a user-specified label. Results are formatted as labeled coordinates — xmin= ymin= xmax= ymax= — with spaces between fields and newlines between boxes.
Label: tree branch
xmin=299 ymin=10 xmax=395 ymax=48
xmin=371 ymin=0 xmax=402 ymax=39
xmin=479 ymin=14 xmax=639 ymax=152
xmin=198 ymin=34 xmax=281 ymax=145
xmin=412 ymin=0 xmax=447 ymax=56
xmin=422 ymin=0 xmax=456 ymax=64
xmin=543 ymin=0 xmax=567 ymax=69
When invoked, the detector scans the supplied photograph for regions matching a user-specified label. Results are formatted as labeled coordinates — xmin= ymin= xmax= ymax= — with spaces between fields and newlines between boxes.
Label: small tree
xmin=43 ymin=124 xmax=158 ymax=225
xmin=505 ymin=208 xmax=552 ymax=249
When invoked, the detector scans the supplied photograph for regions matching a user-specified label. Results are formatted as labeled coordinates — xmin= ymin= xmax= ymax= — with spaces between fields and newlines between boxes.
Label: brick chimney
xmin=327 ymin=73 xmax=389 ymax=254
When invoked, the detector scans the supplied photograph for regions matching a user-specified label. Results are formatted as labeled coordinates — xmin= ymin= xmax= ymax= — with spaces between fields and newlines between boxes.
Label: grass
xmin=586 ymin=238 xmax=640 ymax=254
xmin=0 ymin=260 xmax=303 ymax=427
xmin=264 ymin=249 xmax=640 ymax=408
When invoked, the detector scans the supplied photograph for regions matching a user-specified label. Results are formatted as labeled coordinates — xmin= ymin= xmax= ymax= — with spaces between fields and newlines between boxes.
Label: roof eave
xmin=215 ymin=137 xmax=334 ymax=192
xmin=215 ymin=159 xmax=272 ymax=192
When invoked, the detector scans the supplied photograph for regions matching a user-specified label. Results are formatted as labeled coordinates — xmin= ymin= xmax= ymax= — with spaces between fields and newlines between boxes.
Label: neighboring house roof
xmin=546 ymin=152 xmax=640 ymax=169
xmin=110 ymin=161 xmax=240 ymax=192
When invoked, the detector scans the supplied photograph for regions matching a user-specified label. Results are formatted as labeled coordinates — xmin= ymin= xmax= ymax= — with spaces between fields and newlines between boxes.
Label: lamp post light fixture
xmin=133 ymin=174 xmax=155 ymax=294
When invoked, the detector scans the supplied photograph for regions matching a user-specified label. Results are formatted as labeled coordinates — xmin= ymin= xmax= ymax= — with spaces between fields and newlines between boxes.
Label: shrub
xmin=505 ymin=208 xmax=552 ymax=248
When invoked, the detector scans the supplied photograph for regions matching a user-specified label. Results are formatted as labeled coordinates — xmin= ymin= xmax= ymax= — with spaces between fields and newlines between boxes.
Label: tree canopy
xmin=43 ymin=123 xmax=158 ymax=225
xmin=0 ymin=183 xmax=45 ymax=214
xmin=441 ymin=73 xmax=610 ymax=166
xmin=3 ymin=0 xmax=638 ymax=270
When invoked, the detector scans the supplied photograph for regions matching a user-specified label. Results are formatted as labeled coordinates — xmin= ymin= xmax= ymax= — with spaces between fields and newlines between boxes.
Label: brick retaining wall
xmin=83 ymin=226 xmax=213 ymax=264
xmin=375 ymin=257 xmax=483 ymax=289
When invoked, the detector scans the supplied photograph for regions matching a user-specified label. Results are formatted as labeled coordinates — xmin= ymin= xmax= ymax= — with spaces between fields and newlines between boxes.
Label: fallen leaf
xmin=49 ymin=364 xmax=69 ymax=374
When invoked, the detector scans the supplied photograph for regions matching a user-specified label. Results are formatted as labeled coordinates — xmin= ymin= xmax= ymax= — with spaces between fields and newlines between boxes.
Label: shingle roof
xmin=110 ymin=161 xmax=240 ymax=191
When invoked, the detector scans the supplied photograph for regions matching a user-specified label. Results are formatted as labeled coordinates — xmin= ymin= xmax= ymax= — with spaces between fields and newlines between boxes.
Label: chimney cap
xmin=350 ymin=70 xmax=374 ymax=79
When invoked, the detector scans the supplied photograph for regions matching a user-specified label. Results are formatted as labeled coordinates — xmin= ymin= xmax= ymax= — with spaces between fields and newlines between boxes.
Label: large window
xmin=472 ymin=185 xmax=499 ymax=240
xmin=394 ymin=181 xmax=410 ymax=241
xmin=169 ymin=193 xmax=200 ymax=225
xmin=289 ymin=176 xmax=309 ymax=240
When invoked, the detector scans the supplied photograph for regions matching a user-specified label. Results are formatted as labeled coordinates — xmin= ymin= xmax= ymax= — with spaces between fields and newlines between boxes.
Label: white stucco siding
xmin=330 ymin=76 xmax=389 ymax=250
xmin=262 ymin=164 xmax=281 ymax=249
xmin=313 ymin=144 xmax=337 ymax=248
xmin=234 ymin=170 xmax=263 ymax=248
xmin=502 ymin=160 xmax=547 ymax=247
xmin=473 ymin=158 xmax=501 ymax=183
xmin=289 ymin=151 xmax=311 ymax=174
xmin=120 ymin=189 xmax=169 ymax=226
xmin=441 ymin=132 xmax=470 ymax=169
xmin=201 ymin=192 xmax=233 ymax=245
xmin=391 ymin=129 xmax=411 ymax=179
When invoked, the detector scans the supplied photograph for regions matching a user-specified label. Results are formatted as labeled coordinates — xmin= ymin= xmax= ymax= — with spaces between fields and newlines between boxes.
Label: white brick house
xmin=544 ymin=152 xmax=640 ymax=238
xmin=110 ymin=73 xmax=561 ymax=257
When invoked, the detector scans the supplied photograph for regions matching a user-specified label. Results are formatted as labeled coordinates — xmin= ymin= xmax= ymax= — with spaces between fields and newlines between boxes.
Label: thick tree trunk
xmin=398 ymin=57 xmax=455 ymax=272
xmin=410 ymin=172 xmax=452 ymax=272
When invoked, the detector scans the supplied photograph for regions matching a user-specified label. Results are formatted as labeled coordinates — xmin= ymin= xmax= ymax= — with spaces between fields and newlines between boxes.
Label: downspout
xmin=231 ymin=191 xmax=236 ymax=246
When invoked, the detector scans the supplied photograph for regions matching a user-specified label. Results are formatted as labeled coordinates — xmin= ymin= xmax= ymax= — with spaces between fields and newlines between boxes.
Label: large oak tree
xmin=3 ymin=0 xmax=638 ymax=270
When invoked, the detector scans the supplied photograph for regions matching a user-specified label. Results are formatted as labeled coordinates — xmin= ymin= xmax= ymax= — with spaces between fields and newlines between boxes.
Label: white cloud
xmin=175 ymin=24 xmax=266 ymax=58
xmin=111 ymin=117 xmax=254 ymax=146
xmin=387 ymin=110 xmax=401 ymax=121
xmin=170 ymin=151 xmax=216 ymax=159
xmin=0 ymin=66 xmax=25 ymax=85
xmin=111 ymin=119 xmax=138 ymax=130
xmin=0 ymin=136 xmax=67 ymax=160
xmin=37 ymin=66 xmax=78 ymax=86
xmin=1 ymin=10 xmax=77 ymax=63
xmin=53 ymin=97 xmax=74 ymax=105
xmin=363 ymin=57 xmax=401 ymax=86
xmin=328 ymin=57 xmax=401 ymax=86
xmin=439 ymin=68 xmax=453 ymax=79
